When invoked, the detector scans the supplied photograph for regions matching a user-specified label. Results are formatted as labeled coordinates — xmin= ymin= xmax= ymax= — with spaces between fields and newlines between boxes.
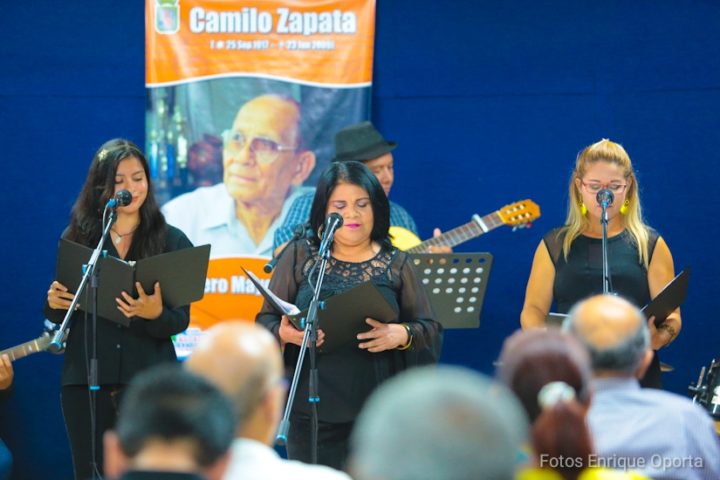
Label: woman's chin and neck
xmin=583 ymin=215 xmax=625 ymax=238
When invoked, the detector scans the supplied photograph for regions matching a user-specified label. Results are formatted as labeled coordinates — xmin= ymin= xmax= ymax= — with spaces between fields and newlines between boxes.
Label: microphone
xmin=596 ymin=189 xmax=614 ymax=209
xmin=263 ymin=222 xmax=309 ymax=273
xmin=107 ymin=189 xmax=132 ymax=208
xmin=318 ymin=213 xmax=344 ymax=258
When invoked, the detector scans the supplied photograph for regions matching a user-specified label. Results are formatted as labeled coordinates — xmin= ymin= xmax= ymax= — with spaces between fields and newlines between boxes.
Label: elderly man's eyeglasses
xmin=222 ymin=130 xmax=297 ymax=165
xmin=580 ymin=181 xmax=627 ymax=194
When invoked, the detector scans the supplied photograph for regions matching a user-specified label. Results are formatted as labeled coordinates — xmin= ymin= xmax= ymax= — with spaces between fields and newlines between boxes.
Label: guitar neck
xmin=407 ymin=212 xmax=504 ymax=253
xmin=0 ymin=337 xmax=46 ymax=362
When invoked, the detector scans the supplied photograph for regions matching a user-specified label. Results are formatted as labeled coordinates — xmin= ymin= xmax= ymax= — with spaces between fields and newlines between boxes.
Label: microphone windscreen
xmin=116 ymin=189 xmax=132 ymax=206
xmin=327 ymin=212 xmax=344 ymax=227
xmin=596 ymin=189 xmax=614 ymax=206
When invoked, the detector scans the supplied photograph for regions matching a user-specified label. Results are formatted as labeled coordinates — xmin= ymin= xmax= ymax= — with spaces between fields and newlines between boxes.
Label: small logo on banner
xmin=155 ymin=0 xmax=180 ymax=35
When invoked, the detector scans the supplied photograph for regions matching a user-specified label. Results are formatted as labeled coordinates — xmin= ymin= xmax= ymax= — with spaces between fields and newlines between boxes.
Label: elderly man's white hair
xmin=349 ymin=365 xmax=528 ymax=480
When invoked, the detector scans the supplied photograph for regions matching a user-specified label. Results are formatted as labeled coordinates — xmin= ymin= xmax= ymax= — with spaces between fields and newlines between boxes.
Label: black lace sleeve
xmin=256 ymin=240 xmax=309 ymax=340
xmin=394 ymin=251 xmax=443 ymax=364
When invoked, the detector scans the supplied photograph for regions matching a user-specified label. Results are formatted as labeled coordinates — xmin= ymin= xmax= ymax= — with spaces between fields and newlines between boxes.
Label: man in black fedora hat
xmin=273 ymin=121 xmax=438 ymax=251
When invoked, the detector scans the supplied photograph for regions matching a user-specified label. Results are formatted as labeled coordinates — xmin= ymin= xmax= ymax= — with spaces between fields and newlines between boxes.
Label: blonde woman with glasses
xmin=520 ymin=139 xmax=680 ymax=389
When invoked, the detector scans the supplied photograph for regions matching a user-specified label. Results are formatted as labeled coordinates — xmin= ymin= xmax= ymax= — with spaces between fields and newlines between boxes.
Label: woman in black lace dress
xmin=256 ymin=161 xmax=442 ymax=470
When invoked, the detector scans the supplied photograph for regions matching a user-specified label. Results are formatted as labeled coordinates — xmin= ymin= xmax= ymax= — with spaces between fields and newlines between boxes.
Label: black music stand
xmin=409 ymin=253 xmax=493 ymax=329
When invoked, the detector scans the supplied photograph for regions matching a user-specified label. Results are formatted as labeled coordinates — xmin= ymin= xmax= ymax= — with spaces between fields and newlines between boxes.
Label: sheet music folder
xmin=56 ymin=239 xmax=211 ymax=326
xmin=642 ymin=267 xmax=690 ymax=327
xmin=243 ymin=268 xmax=397 ymax=353
xmin=545 ymin=267 xmax=690 ymax=328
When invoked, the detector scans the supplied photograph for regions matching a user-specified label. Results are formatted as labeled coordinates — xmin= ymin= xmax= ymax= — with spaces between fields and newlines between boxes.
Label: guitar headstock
xmin=496 ymin=199 xmax=541 ymax=227
xmin=37 ymin=331 xmax=54 ymax=351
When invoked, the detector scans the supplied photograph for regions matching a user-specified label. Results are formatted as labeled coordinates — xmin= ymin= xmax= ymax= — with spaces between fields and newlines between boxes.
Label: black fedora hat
xmin=333 ymin=121 xmax=397 ymax=163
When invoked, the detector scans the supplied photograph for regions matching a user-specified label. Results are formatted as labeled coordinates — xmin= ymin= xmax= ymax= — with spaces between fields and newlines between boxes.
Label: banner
xmin=145 ymin=0 xmax=375 ymax=356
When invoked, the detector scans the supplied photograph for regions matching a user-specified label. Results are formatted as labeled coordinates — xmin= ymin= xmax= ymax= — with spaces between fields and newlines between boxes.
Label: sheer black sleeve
xmin=256 ymin=240 xmax=309 ymax=340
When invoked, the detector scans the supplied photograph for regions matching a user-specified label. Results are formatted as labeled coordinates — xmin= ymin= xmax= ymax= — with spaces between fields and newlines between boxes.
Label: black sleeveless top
xmin=544 ymin=227 xmax=663 ymax=388
xmin=544 ymin=227 xmax=659 ymax=314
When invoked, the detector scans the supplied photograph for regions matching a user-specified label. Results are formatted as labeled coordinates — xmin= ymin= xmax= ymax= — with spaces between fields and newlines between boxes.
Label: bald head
xmin=564 ymin=295 xmax=650 ymax=375
xmin=185 ymin=322 xmax=283 ymax=428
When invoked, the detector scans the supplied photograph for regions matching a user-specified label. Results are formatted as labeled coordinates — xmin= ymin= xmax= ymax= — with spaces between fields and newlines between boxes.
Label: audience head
xmin=222 ymin=94 xmax=316 ymax=208
xmin=104 ymin=364 xmax=234 ymax=480
xmin=185 ymin=321 xmax=286 ymax=444
xmin=309 ymin=160 xmax=390 ymax=248
xmin=350 ymin=365 xmax=528 ymax=480
xmin=498 ymin=329 xmax=592 ymax=422
xmin=564 ymin=294 xmax=652 ymax=378
xmin=333 ymin=121 xmax=397 ymax=196
xmin=498 ymin=329 xmax=594 ymax=480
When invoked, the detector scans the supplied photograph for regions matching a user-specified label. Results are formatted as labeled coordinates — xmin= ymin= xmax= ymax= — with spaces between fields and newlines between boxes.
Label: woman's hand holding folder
xmin=279 ymin=315 xmax=325 ymax=348
xmin=47 ymin=281 xmax=76 ymax=310
xmin=116 ymin=281 xmax=163 ymax=320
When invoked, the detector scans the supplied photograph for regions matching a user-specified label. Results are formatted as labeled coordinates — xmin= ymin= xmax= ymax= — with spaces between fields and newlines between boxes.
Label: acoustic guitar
xmin=0 ymin=331 xmax=55 ymax=362
xmin=390 ymin=199 xmax=541 ymax=252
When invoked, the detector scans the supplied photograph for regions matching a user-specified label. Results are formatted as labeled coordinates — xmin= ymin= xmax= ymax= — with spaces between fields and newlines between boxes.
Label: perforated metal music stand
xmin=409 ymin=253 xmax=493 ymax=329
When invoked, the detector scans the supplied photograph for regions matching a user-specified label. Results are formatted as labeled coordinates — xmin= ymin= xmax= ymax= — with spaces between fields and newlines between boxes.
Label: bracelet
xmin=397 ymin=323 xmax=413 ymax=351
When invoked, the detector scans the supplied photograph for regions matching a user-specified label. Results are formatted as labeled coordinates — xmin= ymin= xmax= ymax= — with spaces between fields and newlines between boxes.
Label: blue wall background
xmin=1 ymin=2 xmax=718 ymax=478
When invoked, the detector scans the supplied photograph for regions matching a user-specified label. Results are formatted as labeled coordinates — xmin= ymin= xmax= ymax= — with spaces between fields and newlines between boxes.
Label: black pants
xmin=61 ymin=384 xmax=125 ymax=480
xmin=286 ymin=414 xmax=353 ymax=471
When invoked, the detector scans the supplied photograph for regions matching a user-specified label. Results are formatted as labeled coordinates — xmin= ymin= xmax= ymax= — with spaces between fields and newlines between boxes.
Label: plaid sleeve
xmin=389 ymin=201 xmax=418 ymax=235
xmin=273 ymin=193 xmax=314 ymax=250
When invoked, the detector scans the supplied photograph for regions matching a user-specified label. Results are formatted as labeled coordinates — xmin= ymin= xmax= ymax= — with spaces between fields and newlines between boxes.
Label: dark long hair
xmin=66 ymin=138 xmax=167 ymax=259
xmin=308 ymin=161 xmax=390 ymax=248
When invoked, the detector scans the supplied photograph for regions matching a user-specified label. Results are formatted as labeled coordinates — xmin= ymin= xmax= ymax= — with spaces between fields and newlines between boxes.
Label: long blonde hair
xmin=561 ymin=139 xmax=650 ymax=267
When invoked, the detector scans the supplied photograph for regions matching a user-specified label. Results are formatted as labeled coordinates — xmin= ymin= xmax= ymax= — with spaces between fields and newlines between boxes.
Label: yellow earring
xmin=580 ymin=202 xmax=588 ymax=216
xmin=620 ymin=199 xmax=630 ymax=215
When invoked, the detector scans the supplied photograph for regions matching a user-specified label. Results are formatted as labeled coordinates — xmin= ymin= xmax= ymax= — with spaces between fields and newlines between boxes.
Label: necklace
xmin=111 ymin=226 xmax=137 ymax=245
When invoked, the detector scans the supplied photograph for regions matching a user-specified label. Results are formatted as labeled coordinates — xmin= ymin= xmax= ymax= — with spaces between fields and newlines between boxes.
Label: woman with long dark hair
xmin=45 ymin=139 xmax=192 ymax=480
xmin=257 ymin=160 xmax=442 ymax=470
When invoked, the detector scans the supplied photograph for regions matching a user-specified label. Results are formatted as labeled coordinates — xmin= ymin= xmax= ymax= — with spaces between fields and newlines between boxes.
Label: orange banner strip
xmin=146 ymin=0 xmax=376 ymax=86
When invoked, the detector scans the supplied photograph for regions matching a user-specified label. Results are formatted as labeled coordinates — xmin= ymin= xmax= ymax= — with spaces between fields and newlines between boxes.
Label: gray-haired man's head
xmin=349 ymin=365 xmax=528 ymax=480
xmin=564 ymin=294 xmax=650 ymax=376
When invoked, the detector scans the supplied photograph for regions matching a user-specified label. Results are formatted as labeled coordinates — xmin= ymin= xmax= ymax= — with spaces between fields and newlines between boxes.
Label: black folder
xmin=56 ymin=239 xmax=210 ymax=326
xmin=244 ymin=268 xmax=398 ymax=353
xmin=545 ymin=268 xmax=690 ymax=329
xmin=642 ymin=268 xmax=690 ymax=327
xmin=293 ymin=282 xmax=398 ymax=353
xmin=545 ymin=312 xmax=568 ymax=328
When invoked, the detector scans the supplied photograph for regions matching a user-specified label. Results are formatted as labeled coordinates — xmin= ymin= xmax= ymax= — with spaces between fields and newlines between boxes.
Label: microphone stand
xmin=276 ymin=227 xmax=336 ymax=465
xmin=49 ymin=207 xmax=117 ymax=355
xmin=48 ymin=204 xmax=118 ymax=480
xmin=264 ymin=223 xmax=309 ymax=274
xmin=600 ymin=200 xmax=612 ymax=294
